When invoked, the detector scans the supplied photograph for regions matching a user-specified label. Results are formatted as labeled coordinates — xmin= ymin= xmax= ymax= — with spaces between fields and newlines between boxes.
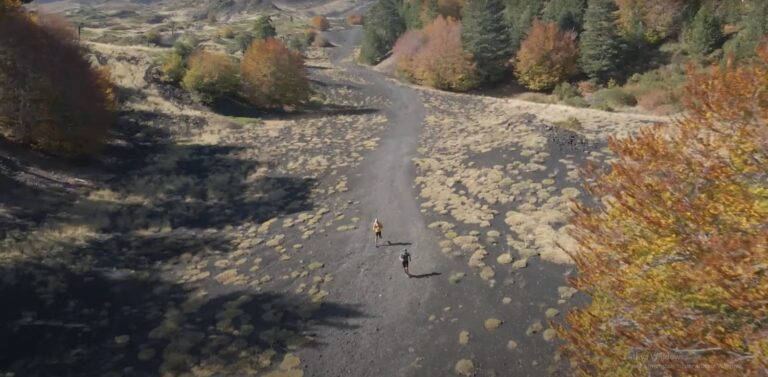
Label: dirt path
xmin=298 ymin=26 xmax=456 ymax=376
xmin=298 ymin=19 xmax=616 ymax=375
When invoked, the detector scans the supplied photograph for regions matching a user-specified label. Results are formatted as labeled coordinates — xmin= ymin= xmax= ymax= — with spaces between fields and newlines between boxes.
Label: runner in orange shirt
xmin=372 ymin=218 xmax=383 ymax=247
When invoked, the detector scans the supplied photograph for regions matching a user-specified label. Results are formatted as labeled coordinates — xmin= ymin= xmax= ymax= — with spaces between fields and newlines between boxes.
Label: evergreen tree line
xmin=360 ymin=0 xmax=768 ymax=90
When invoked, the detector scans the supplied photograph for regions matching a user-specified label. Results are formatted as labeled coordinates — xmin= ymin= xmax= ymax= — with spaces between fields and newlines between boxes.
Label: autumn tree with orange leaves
xmin=558 ymin=44 xmax=768 ymax=376
xmin=0 ymin=3 xmax=114 ymax=156
xmin=240 ymin=38 xmax=310 ymax=109
xmin=0 ymin=0 xmax=29 ymax=13
xmin=514 ymin=19 xmax=578 ymax=91
xmin=394 ymin=16 xmax=478 ymax=92
xmin=310 ymin=15 xmax=330 ymax=31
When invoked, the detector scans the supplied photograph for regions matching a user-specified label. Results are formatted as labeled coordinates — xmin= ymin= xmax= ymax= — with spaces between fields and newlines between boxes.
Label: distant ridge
xmin=198 ymin=0 xmax=278 ymax=19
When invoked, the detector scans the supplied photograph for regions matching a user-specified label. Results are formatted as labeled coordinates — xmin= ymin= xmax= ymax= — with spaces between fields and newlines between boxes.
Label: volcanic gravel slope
xmin=0 ymin=8 xmax=668 ymax=377
xmin=298 ymin=20 xmax=665 ymax=377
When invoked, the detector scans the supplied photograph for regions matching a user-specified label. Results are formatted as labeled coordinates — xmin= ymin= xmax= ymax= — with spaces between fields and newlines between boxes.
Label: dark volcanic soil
xmin=0 ymin=6 xmax=638 ymax=377
xmin=297 ymin=24 xmax=581 ymax=377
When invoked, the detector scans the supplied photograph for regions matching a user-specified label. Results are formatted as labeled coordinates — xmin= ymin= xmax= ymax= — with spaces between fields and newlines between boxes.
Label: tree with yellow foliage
xmin=181 ymin=50 xmax=239 ymax=104
xmin=394 ymin=16 xmax=479 ymax=92
xmin=240 ymin=38 xmax=309 ymax=109
xmin=615 ymin=0 xmax=688 ymax=44
xmin=559 ymin=44 xmax=768 ymax=376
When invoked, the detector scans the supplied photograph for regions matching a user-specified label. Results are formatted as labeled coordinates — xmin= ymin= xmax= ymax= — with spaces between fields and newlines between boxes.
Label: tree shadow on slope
xmin=308 ymin=78 xmax=359 ymax=90
xmin=66 ymin=113 xmax=318 ymax=269
xmin=1 ymin=110 xmax=316 ymax=267
xmin=0 ymin=130 xmax=121 ymax=237
xmin=0 ymin=147 xmax=78 ymax=235
xmin=0 ymin=261 xmax=364 ymax=377
xmin=0 ymin=113 xmax=357 ymax=376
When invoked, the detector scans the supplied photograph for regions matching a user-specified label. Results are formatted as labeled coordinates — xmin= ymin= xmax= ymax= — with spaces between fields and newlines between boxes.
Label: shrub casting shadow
xmin=211 ymin=97 xmax=379 ymax=121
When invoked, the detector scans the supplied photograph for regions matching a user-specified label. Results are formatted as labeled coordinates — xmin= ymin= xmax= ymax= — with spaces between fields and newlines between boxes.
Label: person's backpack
xmin=399 ymin=251 xmax=409 ymax=262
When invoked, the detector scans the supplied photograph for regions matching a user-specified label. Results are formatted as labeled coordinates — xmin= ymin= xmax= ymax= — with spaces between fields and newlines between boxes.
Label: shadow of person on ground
xmin=382 ymin=241 xmax=412 ymax=247
xmin=408 ymin=272 xmax=441 ymax=279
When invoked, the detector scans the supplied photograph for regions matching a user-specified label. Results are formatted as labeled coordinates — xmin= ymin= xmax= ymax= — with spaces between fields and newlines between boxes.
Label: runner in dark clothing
xmin=399 ymin=249 xmax=411 ymax=277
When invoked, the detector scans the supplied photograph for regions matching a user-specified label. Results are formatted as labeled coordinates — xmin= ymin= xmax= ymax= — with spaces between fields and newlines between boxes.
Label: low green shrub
xmin=554 ymin=117 xmax=583 ymax=131
xmin=286 ymin=33 xmax=308 ymax=51
xmin=622 ymin=64 xmax=686 ymax=113
xmin=234 ymin=31 xmax=254 ymax=53
xmin=553 ymin=82 xmax=579 ymax=100
xmin=592 ymin=102 xmax=614 ymax=112
xmin=173 ymin=38 xmax=198 ymax=58
xmin=161 ymin=52 xmax=186 ymax=82
xmin=145 ymin=29 xmax=161 ymax=45
xmin=625 ymin=64 xmax=686 ymax=94
xmin=520 ymin=92 xmax=557 ymax=104
xmin=563 ymin=96 xmax=589 ymax=108
xmin=592 ymin=87 xmax=637 ymax=108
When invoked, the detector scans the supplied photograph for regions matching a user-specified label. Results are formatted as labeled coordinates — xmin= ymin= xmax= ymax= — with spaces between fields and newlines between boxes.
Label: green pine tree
xmin=725 ymin=1 xmax=768 ymax=62
xmin=360 ymin=0 xmax=405 ymax=64
xmin=252 ymin=15 xmax=277 ymax=40
xmin=504 ymin=0 xmax=545 ymax=55
xmin=424 ymin=0 xmax=439 ymax=21
xmin=541 ymin=0 xmax=586 ymax=32
xmin=235 ymin=31 xmax=254 ymax=53
xmin=401 ymin=0 xmax=423 ymax=30
xmin=685 ymin=5 xmax=723 ymax=56
xmin=579 ymin=0 xmax=622 ymax=82
xmin=462 ymin=0 xmax=513 ymax=82
xmin=713 ymin=0 xmax=746 ymax=25
xmin=173 ymin=34 xmax=199 ymax=59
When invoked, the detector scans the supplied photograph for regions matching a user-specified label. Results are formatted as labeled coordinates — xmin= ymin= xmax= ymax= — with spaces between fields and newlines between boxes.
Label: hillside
xmin=1 ymin=0 xmax=766 ymax=376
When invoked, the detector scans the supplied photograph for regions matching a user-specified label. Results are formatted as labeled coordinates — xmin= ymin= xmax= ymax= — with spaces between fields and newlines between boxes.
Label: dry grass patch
xmin=448 ymin=272 xmax=465 ymax=284
xmin=454 ymin=359 xmax=474 ymax=376
xmin=484 ymin=318 xmax=503 ymax=330
xmin=458 ymin=330 xmax=470 ymax=345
